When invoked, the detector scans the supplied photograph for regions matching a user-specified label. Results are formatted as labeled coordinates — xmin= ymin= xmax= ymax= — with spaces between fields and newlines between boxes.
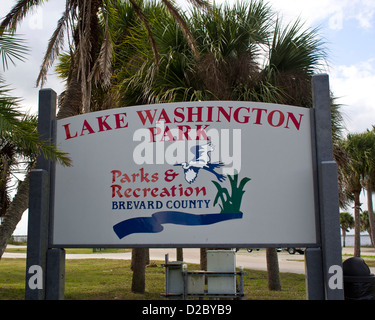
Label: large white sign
xmin=52 ymin=101 xmax=317 ymax=247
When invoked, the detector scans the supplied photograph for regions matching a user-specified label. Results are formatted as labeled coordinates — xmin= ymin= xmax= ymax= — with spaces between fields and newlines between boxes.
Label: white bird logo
xmin=174 ymin=143 xmax=226 ymax=184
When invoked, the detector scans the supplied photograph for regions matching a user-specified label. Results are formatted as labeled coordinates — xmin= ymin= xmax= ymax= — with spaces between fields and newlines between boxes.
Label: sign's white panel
xmin=52 ymin=101 xmax=317 ymax=246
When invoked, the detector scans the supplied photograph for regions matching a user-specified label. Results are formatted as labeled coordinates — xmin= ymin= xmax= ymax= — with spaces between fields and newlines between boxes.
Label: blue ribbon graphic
xmin=113 ymin=211 xmax=243 ymax=239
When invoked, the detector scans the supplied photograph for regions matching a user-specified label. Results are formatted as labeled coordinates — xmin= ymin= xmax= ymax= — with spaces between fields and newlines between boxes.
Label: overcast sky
xmin=1 ymin=0 xmax=374 ymax=235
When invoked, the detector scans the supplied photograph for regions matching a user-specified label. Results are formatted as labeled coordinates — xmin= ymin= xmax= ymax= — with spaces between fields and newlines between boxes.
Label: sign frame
xmin=25 ymin=74 xmax=343 ymax=300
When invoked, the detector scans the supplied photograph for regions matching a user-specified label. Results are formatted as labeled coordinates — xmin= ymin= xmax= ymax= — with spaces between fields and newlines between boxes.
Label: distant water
xmin=342 ymin=235 xmax=372 ymax=247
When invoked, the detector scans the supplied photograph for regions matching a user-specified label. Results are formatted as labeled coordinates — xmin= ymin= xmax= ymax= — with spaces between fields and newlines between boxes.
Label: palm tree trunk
xmin=353 ymin=191 xmax=361 ymax=257
xmin=266 ymin=248 xmax=281 ymax=291
xmin=131 ymin=247 xmax=148 ymax=293
xmin=176 ymin=248 xmax=183 ymax=261
xmin=366 ymin=186 xmax=375 ymax=248
xmin=0 ymin=172 xmax=30 ymax=259
xmin=57 ymin=66 xmax=83 ymax=119
xmin=57 ymin=0 xmax=101 ymax=119
xmin=200 ymin=248 xmax=207 ymax=271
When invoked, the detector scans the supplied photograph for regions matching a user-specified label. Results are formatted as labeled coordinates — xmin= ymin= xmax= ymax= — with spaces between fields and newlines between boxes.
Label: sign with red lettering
xmin=52 ymin=101 xmax=317 ymax=247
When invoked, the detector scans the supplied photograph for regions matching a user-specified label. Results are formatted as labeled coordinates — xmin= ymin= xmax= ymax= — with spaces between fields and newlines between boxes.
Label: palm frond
xmin=128 ymin=0 xmax=160 ymax=67
xmin=36 ymin=4 xmax=71 ymax=87
xmin=161 ymin=0 xmax=199 ymax=59
xmin=0 ymin=32 xmax=28 ymax=71
xmin=89 ymin=13 xmax=113 ymax=88
xmin=0 ymin=0 xmax=45 ymax=32
xmin=330 ymin=96 xmax=346 ymax=142
xmin=55 ymin=51 xmax=71 ymax=80
xmin=187 ymin=0 xmax=212 ymax=11
xmin=268 ymin=18 xmax=327 ymax=76
xmin=0 ymin=80 xmax=71 ymax=167
xmin=0 ymin=101 xmax=71 ymax=166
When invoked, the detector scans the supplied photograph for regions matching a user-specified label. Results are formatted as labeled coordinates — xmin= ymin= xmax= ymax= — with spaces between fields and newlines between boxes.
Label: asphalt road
xmin=4 ymin=246 xmax=375 ymax=274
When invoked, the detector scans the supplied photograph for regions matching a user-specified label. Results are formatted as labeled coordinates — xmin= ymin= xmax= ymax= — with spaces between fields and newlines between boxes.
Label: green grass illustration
xmin=212 ymin=171 xmax=251 ymax=213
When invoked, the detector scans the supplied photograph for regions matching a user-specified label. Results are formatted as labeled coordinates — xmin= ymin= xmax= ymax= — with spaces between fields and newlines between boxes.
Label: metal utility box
xmin=207 ymin=250 xmax=236 ymax=294
xmin=187 ymin=272 xmax=205 ymax=294
xmin=162 ymin=251 xmax=245 ymax=299
xmin=163 ymin=256 xmax=184 ymax=298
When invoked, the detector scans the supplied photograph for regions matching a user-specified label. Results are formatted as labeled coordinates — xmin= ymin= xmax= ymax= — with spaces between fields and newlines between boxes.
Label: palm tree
xmin=361 ymin=210 xmax=375 ymax=247
xmin=116 ymin=1 xmax=275 ymax=104
xmin=1 ymin=0 xmax=103 ymax=117
xmin=0 ymin=33 xmax=71 ymax=259
xmin=361 ymin=129 xmax=375 ymax=248
xmin=117 ymin=2 xmax=327 ymax=104
xmin=341 ymin=134 xmax=362 ymax=257
xmin=341 ymin=132 xmax=369 ymax=256
xmin=111 ymin=0 xmax=331 ymax=291
xmin=341 ymin=129 xmax=375 ymax=253
xmin=340 ymin=212 xmax=354 ymax=247
xmin=331 ymin=98 xmax=350 ymax=209
xmin=0 ymin=102 xmax=70 ymax=258
xmin=0 ymin=0 xmax=210 ymax=119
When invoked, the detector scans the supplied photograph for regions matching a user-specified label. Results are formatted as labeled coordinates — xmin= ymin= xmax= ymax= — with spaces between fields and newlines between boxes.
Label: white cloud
xmin=355 ymin=0 xmax=375 ymax=29
xmin=330 ymin=59 xmax=375 ymax=133
xmin=329 ymin=11 xmax=344 ymax=30
xmin=266 ymin=0 xmax=375 ymax=30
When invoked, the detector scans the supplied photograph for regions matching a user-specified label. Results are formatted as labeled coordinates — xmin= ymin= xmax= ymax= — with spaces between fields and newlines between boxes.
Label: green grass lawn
xmin=0 ymin=258 xmax=307 ymax=300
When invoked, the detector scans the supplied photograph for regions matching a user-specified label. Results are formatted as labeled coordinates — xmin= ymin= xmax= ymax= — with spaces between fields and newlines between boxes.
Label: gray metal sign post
xmin=25 ymin=89 xmax=65 ymax=300
xmin=305 ymin=74 xmax=344 ymax=300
